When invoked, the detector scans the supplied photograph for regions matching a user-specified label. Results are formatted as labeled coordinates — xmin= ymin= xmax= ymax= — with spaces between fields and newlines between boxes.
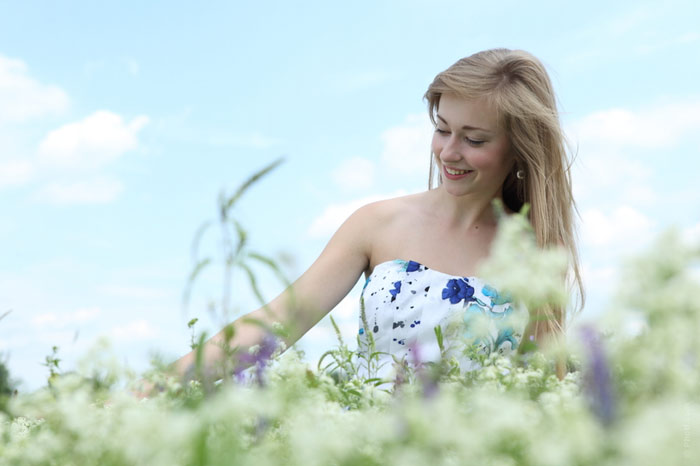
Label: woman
xmin=166 ymin=48 xmax=584 ymax=386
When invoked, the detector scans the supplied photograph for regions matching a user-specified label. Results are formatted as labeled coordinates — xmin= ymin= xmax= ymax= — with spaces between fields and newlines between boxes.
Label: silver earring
xmin=516 ymin=169 xmax=525 ymax=180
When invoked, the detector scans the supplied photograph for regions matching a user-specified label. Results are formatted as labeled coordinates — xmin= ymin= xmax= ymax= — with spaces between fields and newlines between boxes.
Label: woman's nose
xmin=439 ymin=136 xmax=462 ymax=161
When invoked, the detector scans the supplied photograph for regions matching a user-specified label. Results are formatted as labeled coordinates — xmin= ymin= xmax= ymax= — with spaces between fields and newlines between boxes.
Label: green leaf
xmin=182 ymin=258 xmax=212 ymax=309
xmin=434 ymin=325 xmax=444 ymax=353
xmin=190 ymin=220 xmax=213 ymax=264
xmin=247 ymin=251 xmax=291 ymax=287
xmin=223 ymin=158 xmax=284 ymax=214
xmin=239 ymin=262 xmax=267 ymax=306
xmin=233 ymin=219 xmax=248 ymax=256
xmin=329 ymin=315 xmax=345 ymax=348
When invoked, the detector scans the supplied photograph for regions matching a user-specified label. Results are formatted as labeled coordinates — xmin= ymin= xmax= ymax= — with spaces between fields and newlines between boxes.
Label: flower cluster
xmin=2 ymin=217 xmax=699 ymax=465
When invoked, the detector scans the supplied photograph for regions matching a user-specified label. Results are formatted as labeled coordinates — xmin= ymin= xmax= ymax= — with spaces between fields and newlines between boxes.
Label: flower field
xmin=1 ymin=166 xmax=698 ymax=465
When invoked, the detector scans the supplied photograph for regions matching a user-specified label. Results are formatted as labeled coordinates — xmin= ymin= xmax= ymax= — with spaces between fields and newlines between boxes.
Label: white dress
xmin=356 ymin=259 xmax=529 ymax=380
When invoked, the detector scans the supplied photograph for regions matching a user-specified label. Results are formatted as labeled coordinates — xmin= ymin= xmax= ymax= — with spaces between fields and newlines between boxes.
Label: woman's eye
xmin=435 ymin=128 xmax=484 ymax=146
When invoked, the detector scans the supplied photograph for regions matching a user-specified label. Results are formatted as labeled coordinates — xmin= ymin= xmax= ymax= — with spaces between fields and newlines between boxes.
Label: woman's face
xmin=431 ymin=94 xmax=514 ymax=199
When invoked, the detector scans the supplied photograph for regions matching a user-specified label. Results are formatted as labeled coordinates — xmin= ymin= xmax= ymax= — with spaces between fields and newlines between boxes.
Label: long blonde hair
xmin=424 ymin=48 xmax=585 ymax=351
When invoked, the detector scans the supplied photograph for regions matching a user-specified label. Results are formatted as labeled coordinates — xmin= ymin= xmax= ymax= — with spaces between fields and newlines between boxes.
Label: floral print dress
xmin=356 ymin=259 xmax=529 ymax=379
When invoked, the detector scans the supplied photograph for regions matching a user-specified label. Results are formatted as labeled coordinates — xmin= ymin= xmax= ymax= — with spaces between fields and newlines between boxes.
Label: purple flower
xmin=441 ymin=278 xmax=476 ymax=305
xmin=408 ymin=340 xmax=438 ymax=399
xmin=234 ymin=333 xmax=279 ymax=387
xmin=578 ymin=325 xmax=616 ymax=426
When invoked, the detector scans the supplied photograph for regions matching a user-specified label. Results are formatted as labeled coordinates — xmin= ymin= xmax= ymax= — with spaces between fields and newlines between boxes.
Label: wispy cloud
xmin=110 ymin=319 xmax=159 ymax=341
xmin=307 ymin=191 xmax=407 ymax=239
xmin=83 ymin=57 xmax=141 ymax=78
xmin=34 ymin=176 xmax=124 ymax=205
xmin=581 ymin=206 xmax=655 ymax=249
xmin=301 ymin=291 xmax=360 ymax=346
xmin=564 ymin=3 xmax=698 ymax=68
xmin=634 ymin=31 xmax=700 ymax=55
xmin=97 ymin=284 xmax=172 ymax=300
xmin=569 ymin=99 xmax=700 ymax=149
xmin=31 ymin=307 xmax=101 ymax=328
xmin=328 ymin=70 xmax=395 ymax=93
xmin=38 ymin=110 xmax=149 ymax=170
xmin=568 ymin=98 xmax=700 ymax=211
xmin=0 ymin=159 xmax=34 ymax=188
xmin=380 ymin=113 xmax=433 ymax=175
xmin=206 ymin=131 xmax=278 ymax=149
xmin=682 ymin=221 xmax=700 ymax=244
xmin=331 ymin=156 xmax=376 ymax=191
xmin=0 ymin=56 xmax=149 ymax=199
xmin=0 ymin=55 xmax=69 ymax=123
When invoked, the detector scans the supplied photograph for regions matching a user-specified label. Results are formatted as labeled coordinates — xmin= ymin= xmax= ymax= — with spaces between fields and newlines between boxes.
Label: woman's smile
xmin=443 ymin=165 xmax=474 ymax=180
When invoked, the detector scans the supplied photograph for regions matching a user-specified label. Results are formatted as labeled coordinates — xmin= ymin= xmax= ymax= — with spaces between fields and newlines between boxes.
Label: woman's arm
xmin=167 ymin=202 xmax=377 ymax=384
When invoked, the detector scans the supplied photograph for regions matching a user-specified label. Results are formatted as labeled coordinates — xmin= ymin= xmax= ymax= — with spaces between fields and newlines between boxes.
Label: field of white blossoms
xmin=2 ymin=164 xmax=698 ymax=465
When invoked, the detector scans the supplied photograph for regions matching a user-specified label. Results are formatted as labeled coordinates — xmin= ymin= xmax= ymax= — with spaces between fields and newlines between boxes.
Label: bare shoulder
xmin=347 ymin=192 xmax=432 ymax=261
xmin=353 ymin=191 xmax=429 ymax=225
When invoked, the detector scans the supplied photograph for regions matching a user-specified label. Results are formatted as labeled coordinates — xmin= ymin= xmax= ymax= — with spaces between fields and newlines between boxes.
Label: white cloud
xmin=569 ymin=99 xmax=700 ymax=149
xmin=604 ymin=4 xmax=653 ymax=36
xmin=0 ymin=55 xmax=69 ymax=122
xmin=581 ymin=206 xmax=655 ymax=249
xmin=635 ymin=31 xmax=700 ymax=55
xmin=581 ymin=263 xmax=618 ymax=292
xmin=97 ymin=284 xmax=171 ymax=300
xmin=307 ymin=191 xmax=407 ymax=239
xmin=331 ymin=157 xmax=376 ymax=191
xmin=0 ymin=159 xmax=34 ymax=187
xmin=73 ymin=307 xmax=101 ymax=322
xmin=332 ymin=292 xmax=361 ymax=319
xmin=380 ymin=113 xmax=433 ymax=175
xmin=329 ymin=70 xmax=394 ymax=93
xmin=682 ymin=221 xmax=700 ymax=245
xmin=111 ymin=319 xmax=159 ymax=341
xmin=83 ymin=57 xmax=141 ymax=78
xmin=35 ymin=176 xmax=124 ymax=204
xmin=567 ymin=99 xmax=700 ymax=209
xmin=301 ymin=315 xmax=357 ymax=346
xmin=570 ymin=148 xmax=654 ymax=205
xmin=207 ymin=131 xmax=277 ymax=149
xmin=31 ymin=313 xmax=58 ymax=326
xmin=31 ymin=307 xmax=101 ymax=328
xmin=125 ymin=58 xmax=140 ymax=76
xmin=38 ymin=110 xmax=149 ymax=169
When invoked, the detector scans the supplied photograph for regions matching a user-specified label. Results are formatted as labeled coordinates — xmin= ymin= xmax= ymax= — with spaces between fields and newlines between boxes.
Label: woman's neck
xmin=427 ymin=185 xmax=504 ymax=231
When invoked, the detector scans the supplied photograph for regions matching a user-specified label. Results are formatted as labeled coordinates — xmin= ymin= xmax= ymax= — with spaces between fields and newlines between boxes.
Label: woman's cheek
xmin=469 ymin=152 xmax=494 ymax=170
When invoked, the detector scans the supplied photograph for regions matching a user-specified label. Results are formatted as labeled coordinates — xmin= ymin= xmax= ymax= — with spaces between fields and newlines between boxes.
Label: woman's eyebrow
xmin=436 ymin=114 xmax=491 ymax=133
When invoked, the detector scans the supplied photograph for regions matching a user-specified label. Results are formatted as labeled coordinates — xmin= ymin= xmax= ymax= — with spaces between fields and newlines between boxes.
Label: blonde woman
xmin=159 ymin=48 xmax=584 ymax=390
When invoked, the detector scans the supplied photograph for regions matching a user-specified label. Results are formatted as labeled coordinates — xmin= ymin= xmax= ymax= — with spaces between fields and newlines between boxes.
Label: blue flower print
xmin=390 ymin=281 xmax=402 ymax=302
xmin=488 ymin=304 xmax=514 ymax=320
xmin=396 ymin=259 xmax=422 ymax=273
xmin=462 ymin=302 xmax=483 ymax=329
xmin=495 ymin=327 xmax=518 ymax=349
xmin=406 ymin=260 xmax=421 ymax=272
xmin=462 ymin=302 xmax=486 ymax=344
xmin=482 ymin=284 xmax=512 ymax=306
xmin=441 ymin=278 xmax=476 ymax=305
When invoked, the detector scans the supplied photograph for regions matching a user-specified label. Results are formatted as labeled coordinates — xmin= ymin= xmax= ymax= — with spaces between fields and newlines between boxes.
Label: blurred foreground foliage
xmin=2 ymin=162 xmax=699 ymax=465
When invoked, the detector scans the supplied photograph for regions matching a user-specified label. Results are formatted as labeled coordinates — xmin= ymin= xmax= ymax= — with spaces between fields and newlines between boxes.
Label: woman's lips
xmin=443 ymin=165 xmax=474 ymax=180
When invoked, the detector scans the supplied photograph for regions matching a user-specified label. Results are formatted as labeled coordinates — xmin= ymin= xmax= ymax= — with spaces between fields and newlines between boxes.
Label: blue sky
xmin=1 ymin=0 xmax=699 ymax=390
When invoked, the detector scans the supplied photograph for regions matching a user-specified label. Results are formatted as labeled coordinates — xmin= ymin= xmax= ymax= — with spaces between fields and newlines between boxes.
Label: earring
xmin=516 ymin=169 xmax=525 ymax=180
